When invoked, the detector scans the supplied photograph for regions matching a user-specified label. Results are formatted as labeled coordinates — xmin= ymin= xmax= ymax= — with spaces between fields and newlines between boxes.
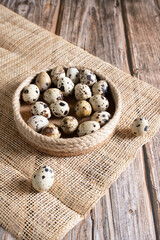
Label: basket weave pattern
xmin=12 ymin=68 xmax=122 ymax=156
xmin=0 ymin=5 xmax=160 ymax=240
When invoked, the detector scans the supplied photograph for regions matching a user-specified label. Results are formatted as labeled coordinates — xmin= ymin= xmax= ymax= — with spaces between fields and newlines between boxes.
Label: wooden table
xmin=0 ymin=0 xmax=160 ymax=239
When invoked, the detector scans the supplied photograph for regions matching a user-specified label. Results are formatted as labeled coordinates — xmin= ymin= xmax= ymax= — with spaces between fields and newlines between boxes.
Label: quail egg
xmin=22 ymin=84 xmax=40 ymax=104
xmin=61 ymin=116 xmax=78 ymax=134
xmin=131 ymin=117 xmax=149 ymax=136
xmin=57 ymin=77 xmax=74 ymax=97
xmin=41 ymin=123 xmax=61 ymax=138
xmin=80 ymin=69 xmax=97 ymax=87
xmin=35 ymin=71 xmax=51 ymax=92
xmin=50 ymin=66 xmax=65 ymax=86
xmin=92 ymin=80 xmax=108 ymax=95
xmin=27 ymin=115 xmax=48 ymax=132
xmin=89 ymin=94 xmax=109 ymax=111
xmin=32 ymin=166 xmax=54 ymax=192
xmin=43 ymin=88 xmax=63 ymax=104
xmin=50 ymin=100 xmax=70 ymax=118
xmin=67 ymin=67 xmax=79 ymax=84
xmin=75 ymin=83 xmax=92 ymax=100
xmin=77 ymin=121 xmax=100 ymax=137
xmin=31 ymin=101 xmax=51 ymax=119
xmin=75 ymin=100 xmax=92 ymax=118
xmin=91 ymin=111 xmax=111 ymax=126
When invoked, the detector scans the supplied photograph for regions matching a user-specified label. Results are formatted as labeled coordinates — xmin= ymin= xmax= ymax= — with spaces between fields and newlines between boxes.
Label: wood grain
xmin=0 ymin=0 xmax=159 ymax=240
xmin=121 ymin=0 xmax=160 ymax=238
xmin=1 ymin=0 xmax=60 ymax=32
xmin=58 ymin=0 xmax=156 ymax=239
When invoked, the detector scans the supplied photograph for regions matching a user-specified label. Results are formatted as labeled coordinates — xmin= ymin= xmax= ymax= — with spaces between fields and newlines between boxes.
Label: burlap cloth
xmin=0 ymin=5 xmax=160 ymax=240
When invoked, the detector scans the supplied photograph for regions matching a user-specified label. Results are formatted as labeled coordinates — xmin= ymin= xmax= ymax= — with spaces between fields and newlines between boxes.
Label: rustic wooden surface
xmin=0 ymin=0 xmax=160 ymax=240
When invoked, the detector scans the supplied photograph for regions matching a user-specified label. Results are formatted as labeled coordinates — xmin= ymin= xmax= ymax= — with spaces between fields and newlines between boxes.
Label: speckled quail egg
xmin=77 ymin=121 xmax=100 ymax=137
xmin=75 ymin=83 xmax=92 ymax=100
xmin=61 ymin=116 xmax=78 ymax=135
xmin=22 ymin=84 xmax=40 ymax=104
xmin=80 ymin=69 xmax=97 ymax=87
xmin=131 ymin=117 xmax=149 ymax=136
xmin=50 ymin=66 xmax=65 ymax=86
xmin=43 ymin=88 xmax=63 ymax=104
xmin=57 ymin=77 xmax=74 ymax=97
xmin=91 ymin=111 xmax=111 ymax=127
xmin=32 ymin=166 xmax=54 ymax=192
xmin=92 ymin=80 xmax=108 ymax=95
xmin=75 ymin=100 xmax=92 ymax=118
xmin=35 ymin=71 xmax=51 ymax=92
xmin=27 ymin=115 xmax=48 ymax=132
xmin=67 ymin=67 xmax=79 ymax=84
xmin=41 ymin=123 xmax=61 ymax=138
xmin=31 ymin=101 xmax=51 ymax=119
xmin=50 ymin=100 xmax=70 ymax=118
xmin=89 ymin=94 xmax=109 ymax=111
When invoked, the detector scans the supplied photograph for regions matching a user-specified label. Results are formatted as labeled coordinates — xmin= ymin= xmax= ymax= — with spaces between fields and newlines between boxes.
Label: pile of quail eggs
xmin=22 ymin=66 xmax=112 ymax=138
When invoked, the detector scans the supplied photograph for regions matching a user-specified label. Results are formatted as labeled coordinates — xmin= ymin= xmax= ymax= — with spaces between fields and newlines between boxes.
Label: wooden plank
xmin=1 ymin=0 xmax=60 ymax=32
xmin=121 ymin=0 xmax=160 ymax=238
xmin=0 ymin=226 xmax=16 ymax=240
xmin=58 ymin=0 xmax=156 ymax=239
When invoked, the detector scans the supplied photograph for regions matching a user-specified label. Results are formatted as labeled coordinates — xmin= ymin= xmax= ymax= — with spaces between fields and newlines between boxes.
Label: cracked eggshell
xmin=77 ymin=121 xmax=100 ymax=137
xmin=41 ymin=123 xmax=61 ymax=138
xmin=27 ymin=115 xmax=48 ymax=132
xmin=91 ymin=111 xmax=111 ymax=126
xmin=80 ymin=69 xmax=97 ymax=87
xmin=57 ymin=77 xmax=74 ymax=97
xmin=50 ymin=100 xmax=70 ymax=118
xmin=61 ymin=116 xmax=78 ymax=135
xmin=35 ymin=71 xmax=51 ymax=92
xmin=75 ymin=100 xmax=92 ymax=118
xmin=89 ymin=94 xmax=109 ymax=111
xmin=32 ymin=166 xmax=54 ymax=192
xmin=67 ymin=67 xmax=79 ymax=84
xmin=22 ymin=84 xmax=40 ymax=104
xmin=131 ymin=117 xmax=149 ymax=136
xmin=75 ymin=83 xmax=92 ymax=100
xmin=31 ymin=101 xmax=51 ymax=119
xmin=43 ymin=88 xmax=63 ymax=104
xmin=50 ymin=66 xmax=65 ymax=86
xmin=92 ymin=80 xmax=108 ymax=95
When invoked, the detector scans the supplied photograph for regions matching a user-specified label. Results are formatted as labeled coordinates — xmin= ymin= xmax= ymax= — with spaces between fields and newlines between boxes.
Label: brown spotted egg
xmin=32 ymin=166 xmax=54 ymax=192
xmin=27 ymin=115 xmax=48 ymax=132
xmin=22 ymin=84 xmax=40 ymax=104
xmin=50 ymin=100 xmax=70 ymax=118
xmin=89 ymin=94 xmax=109 ymax=111
xmin=41 ymin=123 xmax=61 ymax=138
xmin=67 ymin=67 xmax=79 ymax=84
xmin=43 ymin=88 xmax=63 ymax=104
xmin=80 ymin=69 xmax=97 ymax=87
xmin=50 ymin=66 xmax=65 ymax=86
xmin=75 ymin=83 xmax=92 ymax=100
xmin=61 ymin=116 xmax=78 ymax=134
xmin=92 ymin=80 xmax=108 ymax=95
xmin=35 ymin=71 xmax=51 ymax=92
xmin=131 ymin=117 xmax=149 ymax=136
xmin=57 ymin=77 xmax=74 ymax=97
xmin=91 ymin=111 xmax=111 ymax=126
xmin=31 ymin=101 xmax=51 ymax=119
xmin=75 ymin=100 xmax=92 ymax=118
xmin=77 ymin=121 xmax=100 ymax=137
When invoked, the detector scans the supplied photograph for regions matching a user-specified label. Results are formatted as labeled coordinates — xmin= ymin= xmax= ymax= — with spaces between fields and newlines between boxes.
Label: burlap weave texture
xmin=0 ymin=5 xmax=160 ymax=240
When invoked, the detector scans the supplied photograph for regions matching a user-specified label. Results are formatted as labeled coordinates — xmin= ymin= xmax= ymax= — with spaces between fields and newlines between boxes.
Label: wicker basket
xmin=12 ymin=67 xmax=122 ymax=156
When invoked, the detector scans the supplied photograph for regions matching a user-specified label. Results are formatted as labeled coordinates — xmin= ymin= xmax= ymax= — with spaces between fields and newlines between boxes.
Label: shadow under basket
xmin=12 ymin=67 xmax=122 ymax=157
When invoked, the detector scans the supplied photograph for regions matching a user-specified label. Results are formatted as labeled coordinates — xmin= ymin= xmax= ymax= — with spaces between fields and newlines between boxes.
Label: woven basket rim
xmin=12 ymin=65 xmax=122 ymax=154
